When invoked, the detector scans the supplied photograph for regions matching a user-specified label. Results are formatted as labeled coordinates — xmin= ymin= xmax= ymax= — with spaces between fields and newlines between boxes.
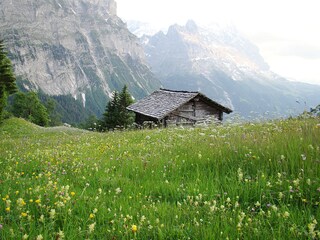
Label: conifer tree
xmin=102 ymin=85 xmax=134 ymax=130
xmin=0 ymin=40 xmax=17 ymax=122
xmin=119 ymin=85 xmax=134 ymax=126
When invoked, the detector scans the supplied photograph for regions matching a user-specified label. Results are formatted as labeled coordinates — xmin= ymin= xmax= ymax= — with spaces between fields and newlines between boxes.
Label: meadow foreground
xmin=0 ymin=118 xmax=319 ymax=239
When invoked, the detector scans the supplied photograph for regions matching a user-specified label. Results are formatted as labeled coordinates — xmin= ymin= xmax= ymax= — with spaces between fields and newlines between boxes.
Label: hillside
xmin=0 ymin=0 xmax=161 ymax=123
xmin=0 ymin=117 xmax=319 ymax=239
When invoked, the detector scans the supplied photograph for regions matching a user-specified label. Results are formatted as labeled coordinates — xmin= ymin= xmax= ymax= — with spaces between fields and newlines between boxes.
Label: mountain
xmin=136 ymin=20 xmax=320 ymax=118
xmin=0 ymin=0 xmax=161 ymax=123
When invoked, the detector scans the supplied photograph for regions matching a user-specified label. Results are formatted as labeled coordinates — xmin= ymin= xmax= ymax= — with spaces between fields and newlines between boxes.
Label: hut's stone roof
xmin=127 ymin=89 xmax=232 ymax=120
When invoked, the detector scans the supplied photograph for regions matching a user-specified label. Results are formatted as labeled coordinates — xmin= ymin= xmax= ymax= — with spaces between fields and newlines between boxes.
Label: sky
xmin=116 ymin=0 xmax=320 ymax=85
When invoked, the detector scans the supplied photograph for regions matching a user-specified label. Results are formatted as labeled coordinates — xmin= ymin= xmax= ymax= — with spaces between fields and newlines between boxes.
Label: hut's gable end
xmin=166 ymin=98 xmax=223 ymax=125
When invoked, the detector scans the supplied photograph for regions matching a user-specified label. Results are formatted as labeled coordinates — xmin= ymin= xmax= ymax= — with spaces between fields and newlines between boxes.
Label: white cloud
xmin=116 ymin=0 xmax=320 ymax=85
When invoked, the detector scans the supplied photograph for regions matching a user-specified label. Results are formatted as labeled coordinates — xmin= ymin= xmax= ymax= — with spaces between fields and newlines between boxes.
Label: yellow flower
xmin=21 ymin=212 xmax=28 ymax=217
xmin=29 ymin=199 xmax=33 ymax=203
xmin=89 ymin=213 xmax=95 ymax=219
xmin=5 ymin=207 xmax=10 ymax=212
xmin=71 ymin=192 xmax=76 ymax=196
xmin=35 ymin=199 xmax=41 ymax=204
xmin=131 ymin=224 xmax=138 ymax=233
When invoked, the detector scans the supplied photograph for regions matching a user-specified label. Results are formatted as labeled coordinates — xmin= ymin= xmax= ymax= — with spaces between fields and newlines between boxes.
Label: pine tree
xmin=0 ymin=40 xmax=17 ymax=122
xmin=119 ymin=85 xmax=134 ymax=127
xmin=102 ymin=85 xmax=134 ymax=130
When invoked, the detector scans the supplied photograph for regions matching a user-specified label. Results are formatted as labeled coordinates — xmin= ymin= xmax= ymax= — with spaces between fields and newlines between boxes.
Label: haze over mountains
xmin=0 ymin=0 xmax=319 ymax=123
xmin=129 ymin=20 xmax=320 ymax=118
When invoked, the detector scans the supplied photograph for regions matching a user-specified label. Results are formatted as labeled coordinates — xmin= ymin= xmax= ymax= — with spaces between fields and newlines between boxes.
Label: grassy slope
xmin=0 ymin=117 xmax=319 ymax=239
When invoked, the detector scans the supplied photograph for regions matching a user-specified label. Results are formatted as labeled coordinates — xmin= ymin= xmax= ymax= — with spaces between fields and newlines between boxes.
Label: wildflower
xmin=89 ymin=213 xmax=95 ymax=219
xmin=22 ymin=234 xmax=29 ymax=239
xmin=70 ymin=192 xmax=75 ymax=196
xmin=49 ymin=209 xmax=56 ymax=219
xmin=131 ymin=224 xmax=138 ymax=233
xmin=17 ymin=198 xmax=26 ymax=207
xmin=283 ymin=211 xmax=290 ymax=218
xmin=88 ymin=222 xmax=96 ymax=233
xmin=115 ymin=187 xmax=122 ymax=194
xmin=278 ymin=192 xmax=284 ymax=199
xmin=293 ymin=178 xmax=300 ymax=187
xmin=39 ymin=215 xmax=45 ymax=223
xmin=35 ymin=199 xmax=41 ymax=204
xmin=93 ymin=208 xmax=98 ymax=214
xmin=237 ymin=168 xmax=243 ymax=182
xmin=308 ymin=219 xmax=318 ymax=238
xmin=21 ymin=212 xmax=28 ymax=217
xmin=57 ymin=230 xmax=65 ymax=239
xmin=141 ymin=215 xmax=146 ymax=222
xmin=5 ymin=207 xmax=10 ymax=212
xmin=36 ymin=234 xmax=44 ymax=240
xmin=306 ymin=179 xmax=311 ymax=185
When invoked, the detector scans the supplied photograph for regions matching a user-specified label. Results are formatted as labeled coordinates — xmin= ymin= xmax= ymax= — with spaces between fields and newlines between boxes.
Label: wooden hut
xmin=127 ymin=89 xmax=233 ymax=127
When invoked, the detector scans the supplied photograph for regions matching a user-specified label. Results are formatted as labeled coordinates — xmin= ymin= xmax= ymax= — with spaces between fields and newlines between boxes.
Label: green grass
xmin=0 ymin=117 xmax=320 ymax=239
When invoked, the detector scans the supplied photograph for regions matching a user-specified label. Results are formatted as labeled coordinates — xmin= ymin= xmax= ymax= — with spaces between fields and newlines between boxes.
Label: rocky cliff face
xmin=138 ymin=20 xmax=320 ymax=118
xmin=0 ymin=0 xmax=161 ymax=120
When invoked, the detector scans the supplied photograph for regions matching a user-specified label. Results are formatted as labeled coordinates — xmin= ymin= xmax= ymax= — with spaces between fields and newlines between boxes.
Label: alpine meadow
xmin=0 ymin=117 xmax=319 ymax=239
xmin=1 ymin=0 xmax=320 ymax=239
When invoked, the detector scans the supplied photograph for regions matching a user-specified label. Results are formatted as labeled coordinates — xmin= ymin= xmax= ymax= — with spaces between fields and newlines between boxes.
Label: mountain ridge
xmin=0 ymin=0 xmax=161 ymax=122
xmin=132 ymin=20 xmax=320 ymax=117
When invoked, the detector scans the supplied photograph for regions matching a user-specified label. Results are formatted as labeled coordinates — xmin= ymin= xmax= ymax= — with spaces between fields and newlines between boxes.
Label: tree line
xmin=0 ymin=39 xmax=135 ymax=129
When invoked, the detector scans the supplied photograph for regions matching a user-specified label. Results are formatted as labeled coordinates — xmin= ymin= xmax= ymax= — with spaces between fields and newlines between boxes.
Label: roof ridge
xmin=159 ymin=88 xmax=199 ymax=94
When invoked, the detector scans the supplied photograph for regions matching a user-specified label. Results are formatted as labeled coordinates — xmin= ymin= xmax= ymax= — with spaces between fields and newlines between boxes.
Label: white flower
xmin=36 ymin=234 xmax=44 ymax=240
xmin=115 ymin=187 xmax=122 ymax=194
xmin=283 ymin=211 xmax=290 ymax=218
xmin=88 ymin=222 xmax=96 ymax=233
xmin=49 ymin=209 xmax=56 ymax=219
xmin=57 ymin=230 xmax=65 ymax=239
xmin=39 ymin=215 xmax=44 ymax=223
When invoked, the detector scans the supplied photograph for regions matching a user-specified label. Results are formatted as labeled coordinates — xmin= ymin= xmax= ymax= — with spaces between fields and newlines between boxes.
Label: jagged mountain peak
xmin=143 ymin=20 xmax=269 ymax=79
xmin=185 ymin=19 xmax=199 ymax=33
